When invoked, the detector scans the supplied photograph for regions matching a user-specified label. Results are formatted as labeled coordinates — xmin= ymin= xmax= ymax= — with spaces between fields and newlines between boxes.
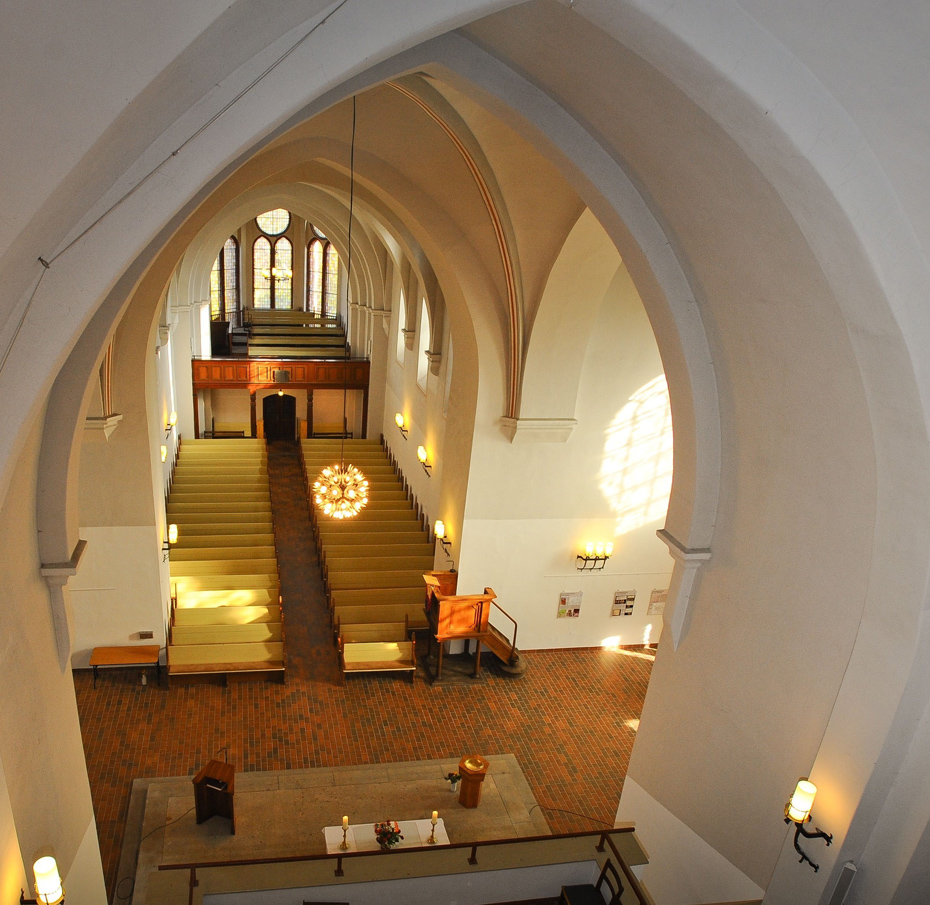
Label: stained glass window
xmin=323 ymin=244 xmax=340 ymax=317
xmin=255 ymin=208 xmax=290 ymax=236
xmin=253 ymin=237 xmax=272 ymax=309
xmin=210 ymin=237 xmax=239 ymax=320
xmin=307 ymin=239 xmax=324 ymax=315
xmin=273 ymin=237 xmax=293 ymax=309
xmin=307 ymin=235 xmax=339 ymax=317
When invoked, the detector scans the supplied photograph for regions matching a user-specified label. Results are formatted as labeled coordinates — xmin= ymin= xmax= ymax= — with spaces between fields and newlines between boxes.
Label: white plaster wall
xmin=0 ymin=753 xmax=27 ymax=904
xmin=69 ymin=526 xmax=166 ymax=669
xmin=457 ymin=231 xmax=672 ymax=649
xmin=460 ymin=517 xmax=668 ymax=649
xmin=617 ymin=778 xmax=764 ymax=905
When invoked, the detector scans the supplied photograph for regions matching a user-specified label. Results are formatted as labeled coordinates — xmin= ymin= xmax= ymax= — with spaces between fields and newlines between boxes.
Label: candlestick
xmin=339 ymin=825 xmax=350 ymax=851
xmin=428 ymin=812 xmax=438 ymax=844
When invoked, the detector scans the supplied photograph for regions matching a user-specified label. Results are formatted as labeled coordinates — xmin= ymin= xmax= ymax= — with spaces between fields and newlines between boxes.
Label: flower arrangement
xmin=374 ymin=820 xmax=404 ymax=849
xmin=445 ymin=772 xmax=461 ymax=790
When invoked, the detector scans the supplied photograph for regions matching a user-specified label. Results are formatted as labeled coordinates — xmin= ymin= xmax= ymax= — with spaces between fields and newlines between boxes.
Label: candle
xmin=431 ymin=810 xmax=438 ymax=825
xmin=343 ymin=815 xmax=349 ymax=829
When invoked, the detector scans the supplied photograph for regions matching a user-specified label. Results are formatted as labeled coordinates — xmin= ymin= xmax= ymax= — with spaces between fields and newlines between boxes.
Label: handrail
xmin=159 ymin=825 xmax=636 ymax=873
xmin=596 ymin=831 xmax=652 ymax=905
xmin=489 ymin=598 xmax=518 ymax=661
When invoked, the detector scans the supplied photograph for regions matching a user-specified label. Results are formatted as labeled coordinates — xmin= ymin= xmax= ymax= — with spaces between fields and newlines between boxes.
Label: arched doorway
xmin=262 ymin=392 xmax=296 ymax=441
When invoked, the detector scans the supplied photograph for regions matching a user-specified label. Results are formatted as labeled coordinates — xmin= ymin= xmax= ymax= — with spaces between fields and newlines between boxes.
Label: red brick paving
xmin=74 ymin=441 xmax=653 ymax=898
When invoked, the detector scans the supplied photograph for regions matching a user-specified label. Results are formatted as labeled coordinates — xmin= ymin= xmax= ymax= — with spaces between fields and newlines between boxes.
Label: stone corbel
xmin=657 ymin=529 xmax=711 ymax=649
xmin=402 ymin=328 xmax=416 ymax=351
xmin=500 ymin=417 xmax=577 ymax=443
xmin=84 ymin=413 xmax=123 ymax=440
xmin=426 ymin=350 xmax=442 ymax=376
xmin=40 ymin=538 xmax=87 ymax=671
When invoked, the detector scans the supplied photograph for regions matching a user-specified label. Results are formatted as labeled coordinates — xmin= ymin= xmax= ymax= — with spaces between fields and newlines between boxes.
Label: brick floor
xmin=75 ymin=441 xmax=653 ymax=899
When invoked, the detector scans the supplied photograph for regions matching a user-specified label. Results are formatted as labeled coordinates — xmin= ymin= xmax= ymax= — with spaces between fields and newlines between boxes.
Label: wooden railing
xmin=158 ymin=827 xmax=652 ymax=905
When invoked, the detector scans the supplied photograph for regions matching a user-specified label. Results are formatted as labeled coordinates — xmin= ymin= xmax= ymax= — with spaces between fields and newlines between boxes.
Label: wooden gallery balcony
xmin=191 ymin=357 xmax=370 ymax=440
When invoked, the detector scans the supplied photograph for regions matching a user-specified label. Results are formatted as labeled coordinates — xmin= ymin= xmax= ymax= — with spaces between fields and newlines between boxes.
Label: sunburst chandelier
xmin=315 ymin=94 xmax=368 ymax=519
xmin=313 ymin=464 xmax=369 ymax=519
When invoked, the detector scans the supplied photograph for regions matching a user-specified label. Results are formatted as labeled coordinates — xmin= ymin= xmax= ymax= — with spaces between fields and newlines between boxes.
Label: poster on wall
xmin=648 ymin=588 xmax=669 ymax=615
xmin=612 ymin=590 xmax=636 ymax=616
xmin=557 ymin=591 xmax=583 ymax=618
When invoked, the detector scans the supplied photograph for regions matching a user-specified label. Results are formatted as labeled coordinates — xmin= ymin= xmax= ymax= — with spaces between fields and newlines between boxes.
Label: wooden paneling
xmin=192 ymin=358 xmax=370 ymax=390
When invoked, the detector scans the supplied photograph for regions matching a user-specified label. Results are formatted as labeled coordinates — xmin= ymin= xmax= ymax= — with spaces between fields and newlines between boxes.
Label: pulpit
xmin=193 ymin=759 xmax=236 ymax=834
xmin=458 ymin=754 xmax=490 ymax=808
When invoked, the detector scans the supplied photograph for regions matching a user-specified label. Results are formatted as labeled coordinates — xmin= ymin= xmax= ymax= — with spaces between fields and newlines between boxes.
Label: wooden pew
xmin=338 ymin=637 xmax=416 ymax=683
xmin=173 ymin=604 xmax=280 ymax=625
xmin=171 ymin=623 xmax=283 ymax=645
xmin=337 ymin=620 xmax=408 ymax=644
xmin=333 ymin=603 xmax=428 ymax=631
xmin=326 ymin=570 xmax=429 ymax=590
xmin=326 ymin=555 xmax=435 ymax=573
xmin=167 ymin=641 xmax=285 ymax=683
xmin=174 ymin=589 xmax=279 ymax=608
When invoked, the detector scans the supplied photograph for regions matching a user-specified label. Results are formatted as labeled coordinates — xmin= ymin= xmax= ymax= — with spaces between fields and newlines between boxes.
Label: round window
xmin=256 ymin=209 xmax=291 ymax=236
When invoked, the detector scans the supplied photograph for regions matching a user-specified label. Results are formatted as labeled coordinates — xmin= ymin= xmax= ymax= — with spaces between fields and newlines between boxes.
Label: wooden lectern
xmin=458 ymin=754 xmax=490 ymax=809
xmin=193 ymin=760 xmax=236 ymax=834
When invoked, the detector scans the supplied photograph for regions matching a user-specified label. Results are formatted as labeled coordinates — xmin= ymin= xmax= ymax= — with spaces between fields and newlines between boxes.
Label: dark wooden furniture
xmin=193 ymin=759 xmax=236 ymax=834
xmin=560 ymin=859 xmax=625 ymax=905
xmin=89 ymin=645 xmax=160 ymax=688
xmin=458 ymin=754 xmax=489 ymax=809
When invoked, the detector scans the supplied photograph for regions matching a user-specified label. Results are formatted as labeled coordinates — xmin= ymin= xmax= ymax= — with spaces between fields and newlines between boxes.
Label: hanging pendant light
xmin=315 ymin=95 xmax=368 ymax=519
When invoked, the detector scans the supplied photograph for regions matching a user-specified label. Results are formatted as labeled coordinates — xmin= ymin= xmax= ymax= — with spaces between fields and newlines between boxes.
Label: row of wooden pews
xmin=302 ymin=438 xmax=432 ymax=680
xmin=245 ymin=309 xmax=348 ymax=359
xmin=166 ymin=439 xmax=285 ymax=683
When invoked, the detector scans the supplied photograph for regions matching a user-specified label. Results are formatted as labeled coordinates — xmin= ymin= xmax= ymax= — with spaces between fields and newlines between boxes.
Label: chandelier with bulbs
xmin=313 ymin=463 xmax=369 ymax=519
xmin=314 ymin=95 xmax=368 ymax=520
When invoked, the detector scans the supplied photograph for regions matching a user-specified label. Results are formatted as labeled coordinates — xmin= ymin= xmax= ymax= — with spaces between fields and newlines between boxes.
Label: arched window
xmin=417 ymin=297 xmax=431 ymax=389
xmin=210 ymin=236 xmax=239 ymax=321
xmin=253 ymin=236 xmax=293 ymax=309
xmin=306 ymin=231 xmax=339 ymax=317
xmin=396 ymin=289 xmax=406 ymax=365
xmin=307 ymin=239 xmax=324 ymax=315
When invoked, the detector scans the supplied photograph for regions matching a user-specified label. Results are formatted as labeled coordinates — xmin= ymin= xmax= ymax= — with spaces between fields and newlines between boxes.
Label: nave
xmin=75 ymin=439 xmax=654 ymax=898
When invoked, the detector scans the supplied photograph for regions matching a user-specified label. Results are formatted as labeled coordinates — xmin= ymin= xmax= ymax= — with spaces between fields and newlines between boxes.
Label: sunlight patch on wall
xmin=599 ymin=375 xmax=673 ymax=535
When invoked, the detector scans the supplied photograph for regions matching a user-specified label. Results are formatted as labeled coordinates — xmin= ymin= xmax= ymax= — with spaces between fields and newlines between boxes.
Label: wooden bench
xmin=89 ymin=645 xmax=161 ymax=688
xmin=173 ymin=604 xmax=281 ymax=625
xmin=339 ymin=637 xmax=417 ymax=683
xmin=332 ymin=603 xmax=429 ymax=632
xmin=170 ymin=545 xmax=277 ymax=562
xmin=167 ymin=641 xmax=285 ymax=685
xmin=326 ymin=555 xmax=435 ymax=574
xmin=336 ymin=620 xmax=408 ymax=644
xmin=322 ymin=543 xmax=434 ymax=562
xmin=171 ymin=574 xmax=280 ymax=592
xmin=171 ymin=622 xmax=283 ymax=645
xmin=327 ymin=570 xmax=429 ymax=591
xmin=330 ymin=587 xmax=425 ymax=609
xmin=175 ymin=589 xmax=279 ymax=608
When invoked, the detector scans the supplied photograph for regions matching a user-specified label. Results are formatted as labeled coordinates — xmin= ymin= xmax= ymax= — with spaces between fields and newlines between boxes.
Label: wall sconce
xmin=394 ymin=413 xmax=408 ymax=439
xmin=162 ymin=523 xmax=178 ymax=560
xmin=434 ymin=520 xmax=451 ymax=554
xmin=785 ymin=778 xmax=833 ymax=871
xmin=160 ymin=445 xmax=168 ymax=463
xmin=165 ymin=410 xmax=177 ymax=438
xmin=576 ymin=541 xmax=613 ymax=570
xmin=417 ymin=445 xmax=432 ymax=476
xmin=21 ymin=856 xmax=65 ymax=904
